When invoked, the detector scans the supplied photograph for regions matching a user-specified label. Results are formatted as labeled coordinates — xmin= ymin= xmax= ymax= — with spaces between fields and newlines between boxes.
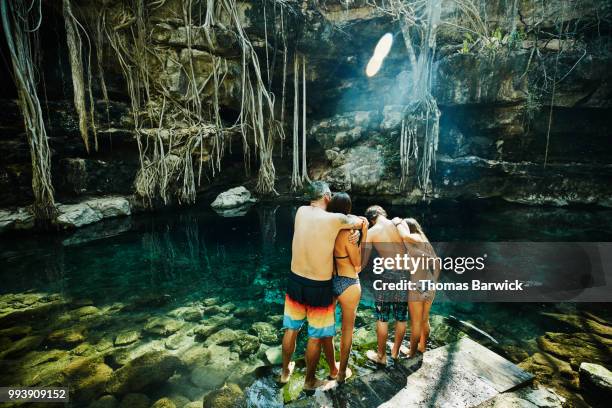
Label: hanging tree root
xmin=1 ymin=0 xmax=56 ymax=222
xmin=376 ymin=0 xmax=442 ymax=196
xmin=96 ymin=0 xmax=288 ymax=205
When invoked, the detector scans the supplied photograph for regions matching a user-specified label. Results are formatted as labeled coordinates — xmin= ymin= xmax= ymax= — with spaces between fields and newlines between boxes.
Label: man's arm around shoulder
xmin=335 ymin=213 xmax=365 ymax=230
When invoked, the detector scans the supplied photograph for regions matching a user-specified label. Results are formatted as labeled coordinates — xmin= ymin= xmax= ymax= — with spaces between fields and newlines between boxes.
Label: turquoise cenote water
xmin=1 ymin=201 xmax=611 ymax=407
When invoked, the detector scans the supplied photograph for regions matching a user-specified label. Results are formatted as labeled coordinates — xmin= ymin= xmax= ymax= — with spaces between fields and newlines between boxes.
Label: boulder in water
xmin=0 ymin=335 xmax=44 ymax=359
xmin=151 ymin=397 xmax=177 ymax=408
xmin=230 ymin=334 xmax=260 ymax=357
xmin=63 ymin=357 xmax=114 ymax=403
xmin=211 ymin=186 xmax=257 ymax=209
xmin=48 ymin=327 xmax=86 ymax=346
xmin=118 ymin=393 xmax=150 ymax=408
xmin=580 ymin=362 xmax=612 ymax=396
xmin=144 ymin=317 xmax=185 ymax=337
xmin=194 ymin=324 xmax=221 ymax=342
xmin=250 ymin=322 xmax=279 ymax=344
xmin=264 ymin=345 xmax=283 ymax=365
xmin=114 ymin=330 xmax=140 ymax=346
xmin=203 ymin=383 xmax=244 ymax=408
xmin=190 ymin=364 xmax=229 ymax=391
xmin=87 ymin=394 xmax=118 ymax=408
xmin=106 ymin=351 xmax=182 ymax=394
xmin=204 ymin=328 xmax=241 ymax=346
xmin=537 ymin=332 xmax=612 ymax=369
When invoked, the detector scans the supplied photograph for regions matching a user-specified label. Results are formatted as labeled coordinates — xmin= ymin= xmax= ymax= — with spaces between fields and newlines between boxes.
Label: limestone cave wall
xmin=0 ymin=0 xmax=610 ymax=208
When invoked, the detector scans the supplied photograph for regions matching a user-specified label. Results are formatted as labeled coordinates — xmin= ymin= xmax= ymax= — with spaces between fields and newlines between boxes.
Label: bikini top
xmin=333 ymin=254 xmax=349 ymax=276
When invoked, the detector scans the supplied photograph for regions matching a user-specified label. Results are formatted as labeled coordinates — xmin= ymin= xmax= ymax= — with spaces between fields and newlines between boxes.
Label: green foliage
xmin=460 ymin=33 xmax=474 ymax=54
xmin=507 ymin=27 xmax=526 ymax=51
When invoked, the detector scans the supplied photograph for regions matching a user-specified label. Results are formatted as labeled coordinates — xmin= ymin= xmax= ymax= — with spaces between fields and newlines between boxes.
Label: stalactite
xmin=1 ymin=0 xmax=56 ymax=221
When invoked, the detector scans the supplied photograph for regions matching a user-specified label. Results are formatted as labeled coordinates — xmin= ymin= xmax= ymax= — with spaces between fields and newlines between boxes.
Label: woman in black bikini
xmin=327 ymin=192 xmax=368 ymax=382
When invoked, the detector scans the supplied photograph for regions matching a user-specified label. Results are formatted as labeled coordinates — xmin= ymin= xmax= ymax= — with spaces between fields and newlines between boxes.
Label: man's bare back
xmin=291 ymin=205 xmax=362 ymax=281
xmin=364 ymin=216 xmax=410 ymax=261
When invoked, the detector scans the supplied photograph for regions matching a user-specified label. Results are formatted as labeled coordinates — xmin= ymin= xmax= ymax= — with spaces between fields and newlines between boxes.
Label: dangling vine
xmin=1 ymin=0 xmax=56 ymax=221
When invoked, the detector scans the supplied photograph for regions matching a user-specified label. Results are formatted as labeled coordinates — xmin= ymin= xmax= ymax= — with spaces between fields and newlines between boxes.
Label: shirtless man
xmin=280 ymin=181 xmax=366 ymax=390
xmin=362 ymin=205 xmax=420 ymax=365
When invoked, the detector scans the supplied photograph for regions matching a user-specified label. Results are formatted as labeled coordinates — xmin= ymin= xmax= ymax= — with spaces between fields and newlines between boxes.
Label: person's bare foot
xmin=336 ymin=367 xmax=353 ymax=383
xmin=279 ymin=361 xmax=295 ymax=384
xmin=328 ymin=362 xmax=339 ymax=379
xmin=303 ymin=378 xmax=333 ymax=391
xmin=366 ymin=350 xmax=387 ymax=366
xmin=400 ymin=346 xmax=423 ymax=359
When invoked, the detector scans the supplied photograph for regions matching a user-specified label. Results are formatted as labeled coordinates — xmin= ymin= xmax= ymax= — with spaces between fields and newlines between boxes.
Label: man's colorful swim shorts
xmin=283 ymin=271 xmax=335 ymax=338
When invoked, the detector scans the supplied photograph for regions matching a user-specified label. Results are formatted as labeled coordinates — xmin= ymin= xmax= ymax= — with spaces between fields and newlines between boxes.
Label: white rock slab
xmin=380 ymin=337 xmax=533 ymax=408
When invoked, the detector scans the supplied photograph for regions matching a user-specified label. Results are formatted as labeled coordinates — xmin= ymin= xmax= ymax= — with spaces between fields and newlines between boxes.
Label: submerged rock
xmin=64 ymin=357 xmax=114 ymax=403
xmin=0 ymin=324 xmax=32 ymax=339
xmin=264 ymin=345 xmax=282 ymax=365
xmin=194 ymin=324 xmax=222 ymax=342
xmin=144 ymin=317 xmax=185 ymax=337
xmin=118 ymin=393 xmax=150 ymax=408
xmin=540 ymin=312 xmax=612 ymax=339
xmin=106 ymin=351 xmax=182 ymax=394
xmin=204 ymin=328 xmax=241 ymax=346
xmin=169 ymin=306 xmax=203 ymax=322
xmin=210 ymin=186 xmax=257 ymax=209
xmin=88 ymin=394 xmax=118 ymax=408
xmin=151 ymin=397 xmax=177 ymax=408
xmin=0 ymin=296 xmax=66 ymax=326
xmin=190 ymin=365 xmax=228 ymax=391
xmin=202 ymin=297 xmax=219 ymax=307
xmin=234 ymin=307 xmax=259 ymax=318
xmin=48 ymin=327 xmax=86 ymax=346
xmin=114 ymin=330 xmax=140 ymax=346
xmin=537 ymin=332 xmax=612 ymax=369
xmin=0 ymin=335 xmax=44 ymax=359
xmin=203 ymin=383 xmax=244 ymax=408
xmin=518 ymin=352 xmax=579 ymax=391
xmin=168 ymin=394 xmax=191 ymax=407
xmin=579 ymin=362 xmax=612 ymax=396
xmin=230 ymin=334 xmax=260 ymax=357
xmin=165 ymin=332 xmax=190 ymax=350
xmin=180 ymin=345 xmax=212 ymax=366
xmin=73 ymin=306 xmax=101 ymax=317
xmin=250 ymin=322 xmax=279 ymax=344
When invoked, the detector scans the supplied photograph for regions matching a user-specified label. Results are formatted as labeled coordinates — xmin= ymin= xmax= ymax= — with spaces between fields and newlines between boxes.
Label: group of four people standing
xmin=280 ymin=181 xmax=438 ymax=390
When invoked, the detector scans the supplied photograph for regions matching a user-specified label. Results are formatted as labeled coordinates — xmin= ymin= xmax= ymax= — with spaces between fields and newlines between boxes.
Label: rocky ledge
xmin=0 ymin=195 xmax=132 ymax=234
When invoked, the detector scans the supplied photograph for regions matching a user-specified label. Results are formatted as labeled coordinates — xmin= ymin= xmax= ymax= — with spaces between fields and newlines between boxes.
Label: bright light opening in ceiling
xmin=365 ymin=33 xmax=393 ymax=77
xmin=366 ymin=57 xmax=383 ymax=77
xmin=374 ymin=33 xmax=393 ymax=60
